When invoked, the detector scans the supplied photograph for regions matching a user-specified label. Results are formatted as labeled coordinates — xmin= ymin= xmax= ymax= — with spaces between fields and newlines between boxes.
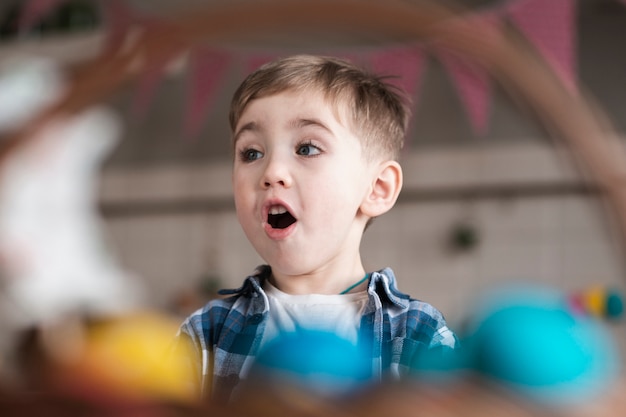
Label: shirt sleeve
xmin=406 ymin=299 xmax=460 ymax=350
xmin=430 ymin=323 xmax=459 ymax=349
xmin=175 ymin=316 xmax=210 ymax=400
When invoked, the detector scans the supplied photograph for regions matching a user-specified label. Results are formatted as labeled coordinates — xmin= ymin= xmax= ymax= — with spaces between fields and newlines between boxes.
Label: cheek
xmin=232 ymin=170 xmax=253 ymax=199
xmin=234 ymin=192 xmax=254 ymax=220
xmin=235 ymin=198 xmax=258 ymax=243
xmin=232 ymin=176 xmax=256 ymax=222
xmin=313 ymin=177 xmax=363 ymax=218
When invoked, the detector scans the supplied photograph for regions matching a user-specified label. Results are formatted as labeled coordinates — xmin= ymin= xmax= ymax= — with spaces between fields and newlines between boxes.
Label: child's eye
xmin=296 ymin=142 xmax=322 ymax=157
xmin=239 ymin=148 xmax=263 ymax=162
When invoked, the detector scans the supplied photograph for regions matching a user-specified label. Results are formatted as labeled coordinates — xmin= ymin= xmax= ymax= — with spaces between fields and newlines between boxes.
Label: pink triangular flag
xmin=438 ymin=50 xmax=492 ymax=136
xmin=19 ymin=0 xmax=70 ymax=31
xmin=508 ymin=0 xmax=577 ymax=92
xmin=369 ymin=45 xmax=425 ymax=101
xmin=184 ymin=49 xmax=233 ymax=139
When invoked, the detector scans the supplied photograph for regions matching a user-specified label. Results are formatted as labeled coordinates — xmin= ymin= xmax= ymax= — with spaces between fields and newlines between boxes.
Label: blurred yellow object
xmin=584 ymin=286 xmax=606 ymax=317
xmin=73 ymin=311 xmax=196 ymax=404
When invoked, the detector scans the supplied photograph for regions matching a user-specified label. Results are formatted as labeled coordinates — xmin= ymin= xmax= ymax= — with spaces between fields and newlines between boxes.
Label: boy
xmin=178 ymin=54 xmax=458 ymax=402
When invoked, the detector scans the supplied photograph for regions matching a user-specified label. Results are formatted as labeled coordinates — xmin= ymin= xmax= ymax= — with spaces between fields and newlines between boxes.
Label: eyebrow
xmin=234 ymin=117 xmax=332 ymax=144
xmin=288 ymin=117 xmax=333 ymax=134
xmin=233 ymin=121 xmax=258 ymax=144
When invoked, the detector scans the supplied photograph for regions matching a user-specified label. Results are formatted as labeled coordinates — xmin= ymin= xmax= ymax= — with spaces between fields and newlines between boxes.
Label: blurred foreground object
xmin=50 ymin=312 xmax=197 ymax=403
xmin=0 ymin=56 xmax=144 ymax=331
xmin=0 ymin=0 xmax=625 ymax=415
xmin=0 ymin=56 xmax=158 ymax=406
xmin=0 ymin=57 xmax=65 ymax=133
xmin=245 ymin=329 xmax=372 ymax=399
xmin=413 ymin=284 xmax=621 ymax=408
xmin=233 ymin=285 xmax=624 ymax=416
xmin=568 ymin=286 xmax=624 ymax=320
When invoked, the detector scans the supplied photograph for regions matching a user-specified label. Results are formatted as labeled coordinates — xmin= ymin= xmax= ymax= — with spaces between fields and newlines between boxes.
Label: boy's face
xmin=232 ymin=90 xmax=375 ymax=278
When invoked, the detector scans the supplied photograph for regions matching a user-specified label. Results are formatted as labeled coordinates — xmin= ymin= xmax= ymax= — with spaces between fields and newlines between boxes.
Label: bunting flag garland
xmin=507 ymin=0 xmax=578 ymax=92
xmin=183 ymin=49 xmax=233 ymax=139
xmin=16 ymin=0 xmax=583 ymax=142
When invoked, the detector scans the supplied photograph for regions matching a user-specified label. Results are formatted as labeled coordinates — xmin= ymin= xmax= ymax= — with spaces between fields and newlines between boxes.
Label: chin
xmin=264 ymin=258 xmax=316 ymax=278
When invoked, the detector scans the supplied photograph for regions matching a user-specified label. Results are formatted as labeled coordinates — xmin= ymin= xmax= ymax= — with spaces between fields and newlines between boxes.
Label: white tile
xmin=476 ymin=197 xmax=562 ymax=243
xmin=402 ymin=148 xmax=482 ymax=189
xmin=401 ymin=143 xmax=581 ymax=192
xmin=560 ymin=195 xmax=617 ymax=237
xmin=476 ymin=143 xmax=580 ymax=186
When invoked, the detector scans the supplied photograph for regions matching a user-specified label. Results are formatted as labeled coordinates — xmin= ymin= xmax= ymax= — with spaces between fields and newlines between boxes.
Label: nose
xmin=261 ymin=154 xmax=292 ymax=189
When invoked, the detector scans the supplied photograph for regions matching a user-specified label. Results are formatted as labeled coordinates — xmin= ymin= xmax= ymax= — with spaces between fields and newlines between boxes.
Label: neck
xmin=269 ymin=263 xmax=366 ymax=295
xmin=339 ymin=273 xmax=370 ymax=294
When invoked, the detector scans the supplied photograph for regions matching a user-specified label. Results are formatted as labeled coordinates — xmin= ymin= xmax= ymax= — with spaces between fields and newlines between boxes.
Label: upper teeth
xmin=269 ymin=206 xmax=287 ymax=215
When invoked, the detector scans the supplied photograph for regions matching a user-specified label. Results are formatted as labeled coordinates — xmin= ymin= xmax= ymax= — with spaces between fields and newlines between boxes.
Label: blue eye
xmin=296 ymin=143 xmax=321 ymax=156
xmin=240 ymin=148 xmax=263 ymax=162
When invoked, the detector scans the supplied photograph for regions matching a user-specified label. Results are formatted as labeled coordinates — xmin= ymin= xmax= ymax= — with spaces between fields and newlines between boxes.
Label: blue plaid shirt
xmin=177 ymin=265 xmax=458 ymax=402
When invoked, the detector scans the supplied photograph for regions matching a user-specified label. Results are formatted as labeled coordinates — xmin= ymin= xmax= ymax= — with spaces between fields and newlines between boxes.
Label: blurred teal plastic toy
xmin=413 ymin=285 xmax=620 ymax=406
xmin=250 ymin=329 xmax=372 ymax=397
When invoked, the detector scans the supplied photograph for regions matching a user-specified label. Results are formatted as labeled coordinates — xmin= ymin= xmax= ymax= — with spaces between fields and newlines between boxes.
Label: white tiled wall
xmin=359 ymin=196 xmax=626 ymax=323
xmin=100 ymin=142 xmax=626 ymax=355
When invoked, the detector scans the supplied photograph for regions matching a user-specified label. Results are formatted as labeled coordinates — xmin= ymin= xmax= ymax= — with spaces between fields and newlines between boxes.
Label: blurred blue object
xmin=607 ymin=291 xmax=624 ymax=318
xmin=250 ymin=329 xmax=372 ymax=397
xmin=463 ymin=286 xmax=621 ymax=405
xmin=410 ymin=285 xmax=620 ymax=405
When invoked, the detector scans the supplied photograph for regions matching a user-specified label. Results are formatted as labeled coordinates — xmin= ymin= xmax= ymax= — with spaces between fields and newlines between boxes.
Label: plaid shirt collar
xmin=217 ymin=264 xmax=411 ymax=312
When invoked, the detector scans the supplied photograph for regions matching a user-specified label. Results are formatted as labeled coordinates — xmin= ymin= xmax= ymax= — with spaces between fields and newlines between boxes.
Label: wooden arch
xmin=4 ymin=0 xmax=626 ymax=244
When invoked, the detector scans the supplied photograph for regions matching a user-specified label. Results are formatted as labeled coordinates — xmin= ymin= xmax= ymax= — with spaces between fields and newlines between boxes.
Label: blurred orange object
xmin=56 ymin=311 xmax=197 ymax=404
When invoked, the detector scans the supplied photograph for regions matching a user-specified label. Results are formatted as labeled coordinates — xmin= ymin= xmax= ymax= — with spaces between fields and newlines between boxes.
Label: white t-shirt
xmin=261 ymin=281 xmax=369 ymax=349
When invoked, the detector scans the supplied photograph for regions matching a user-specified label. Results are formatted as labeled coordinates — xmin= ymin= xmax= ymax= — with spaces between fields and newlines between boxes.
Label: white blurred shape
xmin=0 ymin=58 xmax=144 ymax=328
xmin=0 ymin=57 xmax=66 ymax=133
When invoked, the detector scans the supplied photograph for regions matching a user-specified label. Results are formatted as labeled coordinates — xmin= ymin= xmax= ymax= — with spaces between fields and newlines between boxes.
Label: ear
xmin=360 ymin=160 xmax=403 ymax=218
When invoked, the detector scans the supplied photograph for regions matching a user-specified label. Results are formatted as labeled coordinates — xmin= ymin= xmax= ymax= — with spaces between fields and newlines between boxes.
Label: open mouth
xmin=268 ymin=205 xmax=297 ymax=229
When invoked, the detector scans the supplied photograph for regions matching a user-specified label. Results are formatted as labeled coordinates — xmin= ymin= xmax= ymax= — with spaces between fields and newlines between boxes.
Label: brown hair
xmin=228 ymin=54 xmax=411 ymax=161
